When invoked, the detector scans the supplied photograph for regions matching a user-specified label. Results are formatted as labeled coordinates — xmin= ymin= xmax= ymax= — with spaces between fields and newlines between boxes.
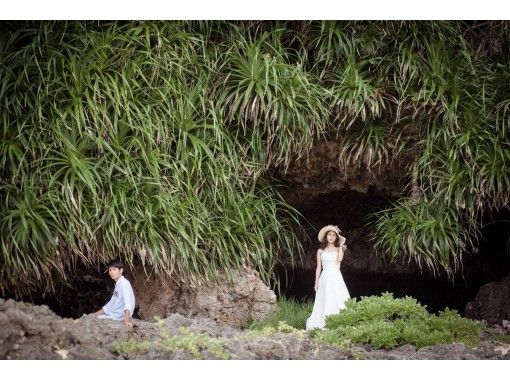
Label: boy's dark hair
xmin=107 ymin=259 xmax=125 ymax=270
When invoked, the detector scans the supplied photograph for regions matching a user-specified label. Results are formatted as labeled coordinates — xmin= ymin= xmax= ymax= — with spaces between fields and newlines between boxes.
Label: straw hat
xmin=317 ymin=225 xmax=346 ymax=244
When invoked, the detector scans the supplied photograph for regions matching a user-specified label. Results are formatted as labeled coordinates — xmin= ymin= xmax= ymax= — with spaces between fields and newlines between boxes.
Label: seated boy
xmin=93 ymin=259 xmax=136 ymax=331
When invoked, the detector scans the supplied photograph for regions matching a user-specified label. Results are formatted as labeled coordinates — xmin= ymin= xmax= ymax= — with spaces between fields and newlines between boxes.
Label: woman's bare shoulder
xmin=317 ymin=248 xmax=323 ymax=254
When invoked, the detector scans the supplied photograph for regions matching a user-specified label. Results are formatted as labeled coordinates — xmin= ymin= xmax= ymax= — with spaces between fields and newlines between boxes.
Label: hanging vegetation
xmin=1 ymin=21 xmax=509 ymax=294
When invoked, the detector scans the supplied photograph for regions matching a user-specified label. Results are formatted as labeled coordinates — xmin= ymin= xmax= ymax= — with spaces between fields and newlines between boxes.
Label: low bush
xmin=159 ymin=327 xmax=231 ymax=359
xmin=313 ymin=292 xmax=484 ymax=349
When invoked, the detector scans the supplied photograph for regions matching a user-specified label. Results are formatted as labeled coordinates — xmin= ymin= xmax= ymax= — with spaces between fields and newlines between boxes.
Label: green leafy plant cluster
xmin=0 ymin=22 xmax=306 ymax=294
xmin=110 ymin=338 xmax=150 ymax=354
xmin=1 ymin=21 xmax=509 ymax=293
xmin=159 ymin=326 xmax=231 ymax=359
xmin=110 ymin=326 xmax=230 ymax=359
xmin=248 ymin=297 xmax=313 ymax=331
xmin=313 ymin=292 xmax=484 ymax=349
xmin=243 ymin=320 xmax=306 ymax=340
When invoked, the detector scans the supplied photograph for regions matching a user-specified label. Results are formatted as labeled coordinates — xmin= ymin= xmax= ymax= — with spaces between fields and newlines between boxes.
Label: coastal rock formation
xmin=0 ymin=298 xmax=114 ymax=359
xmin=1 ymin=298 xmax=509 ymax=360
xmin=465 ymin=274 xmax=510 ymax=325
xmin=131 ymin=266 xmax=277 ymax=328
xmin=274 ymin=137 xmax=510 ymax=315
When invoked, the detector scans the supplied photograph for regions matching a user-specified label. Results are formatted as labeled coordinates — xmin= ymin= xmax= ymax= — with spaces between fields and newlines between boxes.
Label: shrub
xmin=159 ymin=327 xmax=231 ymax=359
xmin=110 ymin=338 xmax=150 ymax=354
xmin=110 ymin=326 xmax=231 ymax=359
xmin=313 ymin=292 xmax=484 ymax=349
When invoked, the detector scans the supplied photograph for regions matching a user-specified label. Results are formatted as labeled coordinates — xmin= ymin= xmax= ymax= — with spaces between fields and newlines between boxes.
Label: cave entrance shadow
xmin=272 ymin=265 xmax=482 ymax=315
xmin=275 ymin=187 xmax=510 ymax=316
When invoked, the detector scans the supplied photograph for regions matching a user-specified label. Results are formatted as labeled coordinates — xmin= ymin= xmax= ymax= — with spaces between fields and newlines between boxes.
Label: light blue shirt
xmin=100 ymin=276 xmax=135 ymax=320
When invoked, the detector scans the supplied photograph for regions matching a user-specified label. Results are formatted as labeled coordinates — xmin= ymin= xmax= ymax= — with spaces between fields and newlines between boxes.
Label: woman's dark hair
xmin=319 ymin=231 xmax=340 ymax=249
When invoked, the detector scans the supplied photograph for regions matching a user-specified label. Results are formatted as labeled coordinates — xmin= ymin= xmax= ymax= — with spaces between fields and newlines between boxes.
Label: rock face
xmin=278 ymin=137 xmax=409 ymax=206
xmin=0 ymin=297 xmax=353 ymax=360
xmin=131 ymin=266 xmax=277 ymax=328
xmin=0 ymin=298 xmax=115 ymax=359
xmin=465 ymin=274 xmax=510 ymax=325
xmin=277 ymin=147 xmax=425 ymax=278
xmin=274 ymin=137 xmax=510 ymax=317
xmin=1 ymin=298 xmax=509 ymax=360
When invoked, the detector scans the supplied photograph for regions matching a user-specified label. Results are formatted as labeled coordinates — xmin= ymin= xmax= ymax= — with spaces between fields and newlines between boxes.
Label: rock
xmin=502 ymin=320 xmax=510 ymax=333
xmin=279 ymin=137 xmax=408 ymax=205
xmin=1 ymin=298 xmax=509 ymax=360
xmin=355 ymin=341 xmax=510 ymax=360
xmin=0 ymin=298 xmax=115 ymax=359
xmin=162 ymin=313 xmax=239 ymax=338
xmin=414 ymin=343 xmax=481 ymax=360
xmin=131 ymin=266 xmax=277 ymax=328
xmin=465 ymin=274 xmax=510 ymax=325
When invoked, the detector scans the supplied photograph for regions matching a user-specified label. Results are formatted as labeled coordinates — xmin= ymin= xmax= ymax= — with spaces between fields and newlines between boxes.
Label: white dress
xmin=306 ymin=249 xmax=350 ymax=330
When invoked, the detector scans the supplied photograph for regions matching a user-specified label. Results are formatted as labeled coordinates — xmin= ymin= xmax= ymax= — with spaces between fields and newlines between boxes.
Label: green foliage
xmin=491 ymin=335 xmax=510 ymax=345
xmin=371 ymin=198 xmax=479 ymax=276
xmin=110 ymin=338 xmax=150 ymax=354
xmin=242 ymin=320 xmax=306 ymax=340
xmin=1 ymin=21 xmax=509 ymax=292
xmin=215 ymin=31 xmax=328 ymax=168
xmin=338 ymin=121 xmax=403 ymax=172
xmin=248 ymin=297 xmax=313 ymax=330
xmin=0 ymin=22 xmax=304 ymax=294
xmin=159 ymin=327 xmax=231 ymax=359
xmin=110 ymin=326 xmax=230 ymax=359
xmin=313 ymin=292 xmax=484 ymax=349
xmin=326 ymin=292 xmax=428 ymax=325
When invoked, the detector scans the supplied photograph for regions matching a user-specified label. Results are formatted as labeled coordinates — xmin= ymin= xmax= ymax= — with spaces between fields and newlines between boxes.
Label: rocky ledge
xmin=1 ymin=298 xmax=510 ymax=360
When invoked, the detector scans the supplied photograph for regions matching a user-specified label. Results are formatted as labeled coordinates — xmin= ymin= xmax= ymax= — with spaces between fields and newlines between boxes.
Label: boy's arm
xmin=119 ymin=281 xmax=135 ymax=330
xmin=123 ymin=309 xmax=133 ymax=329
xmin=93 ymin=309 xmax=105 ymax=316
xmin=94 ymin=293 xmax=114 ymax=316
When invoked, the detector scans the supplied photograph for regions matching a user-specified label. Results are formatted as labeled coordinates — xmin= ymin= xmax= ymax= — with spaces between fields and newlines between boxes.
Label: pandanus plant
xmin=1 ymin=20 xmax=509 ymax=295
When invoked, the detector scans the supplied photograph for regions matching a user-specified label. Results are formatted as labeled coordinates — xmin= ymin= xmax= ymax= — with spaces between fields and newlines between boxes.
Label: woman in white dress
xmin=306 ymin=225 xmax=350 ymax=330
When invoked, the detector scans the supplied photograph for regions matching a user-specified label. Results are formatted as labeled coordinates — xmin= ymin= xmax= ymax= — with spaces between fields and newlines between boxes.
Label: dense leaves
xmin=0 ymin=22 xmax=305 ymax=294
xmin=1 ymin=21 xmax=509 ymax=293
xmin=314 ymin=292 xmax=484 ymax=348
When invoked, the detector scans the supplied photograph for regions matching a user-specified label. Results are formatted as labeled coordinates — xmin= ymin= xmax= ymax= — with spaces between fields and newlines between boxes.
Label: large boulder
xmin=131 ymin=266 xmax=277 ymax=328
xmin=465 ymin=274 xmax=510 ymax=325
xmin=0 ymin=298 xmax=115 ymax=359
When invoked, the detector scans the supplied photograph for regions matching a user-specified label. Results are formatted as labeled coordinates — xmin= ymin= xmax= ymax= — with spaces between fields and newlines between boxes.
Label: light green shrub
xmin=159 ymin=327 xmax=231 ymax=359
xmin=313 ymin=292 xmax=484 ymax=349
xmin=110 ymin=338 xmax=150 ymax=354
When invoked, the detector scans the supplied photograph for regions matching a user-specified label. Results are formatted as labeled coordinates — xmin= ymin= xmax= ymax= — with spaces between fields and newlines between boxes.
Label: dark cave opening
xmin=7 ymin=265 xmax=140 ymax=320
xmin=273 ymin=266 xmax=483 ymax=314
xmin=275 ymin=187 xmax=510 ymax=315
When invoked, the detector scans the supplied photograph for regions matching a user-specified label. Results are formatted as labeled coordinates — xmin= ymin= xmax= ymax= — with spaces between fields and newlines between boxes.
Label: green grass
xmin=159 ymin=327 xmax=231 ymax=359
xmin=248 ymin=297 xmax=313 ymax=330
xmin=492 ymin=335 xmax=510 ymax=344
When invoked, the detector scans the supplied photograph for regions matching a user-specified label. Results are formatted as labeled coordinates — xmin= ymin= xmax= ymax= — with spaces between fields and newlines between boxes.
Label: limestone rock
xmin=131 ymin=266 xmax=277 ymax=328
xmin=0 ymin=298 xmax=115 ymax=359
xmin=1 ymin=298 xmax=509 ymax=360
xmin=465 ymin=274 xmax=510 ymax=325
